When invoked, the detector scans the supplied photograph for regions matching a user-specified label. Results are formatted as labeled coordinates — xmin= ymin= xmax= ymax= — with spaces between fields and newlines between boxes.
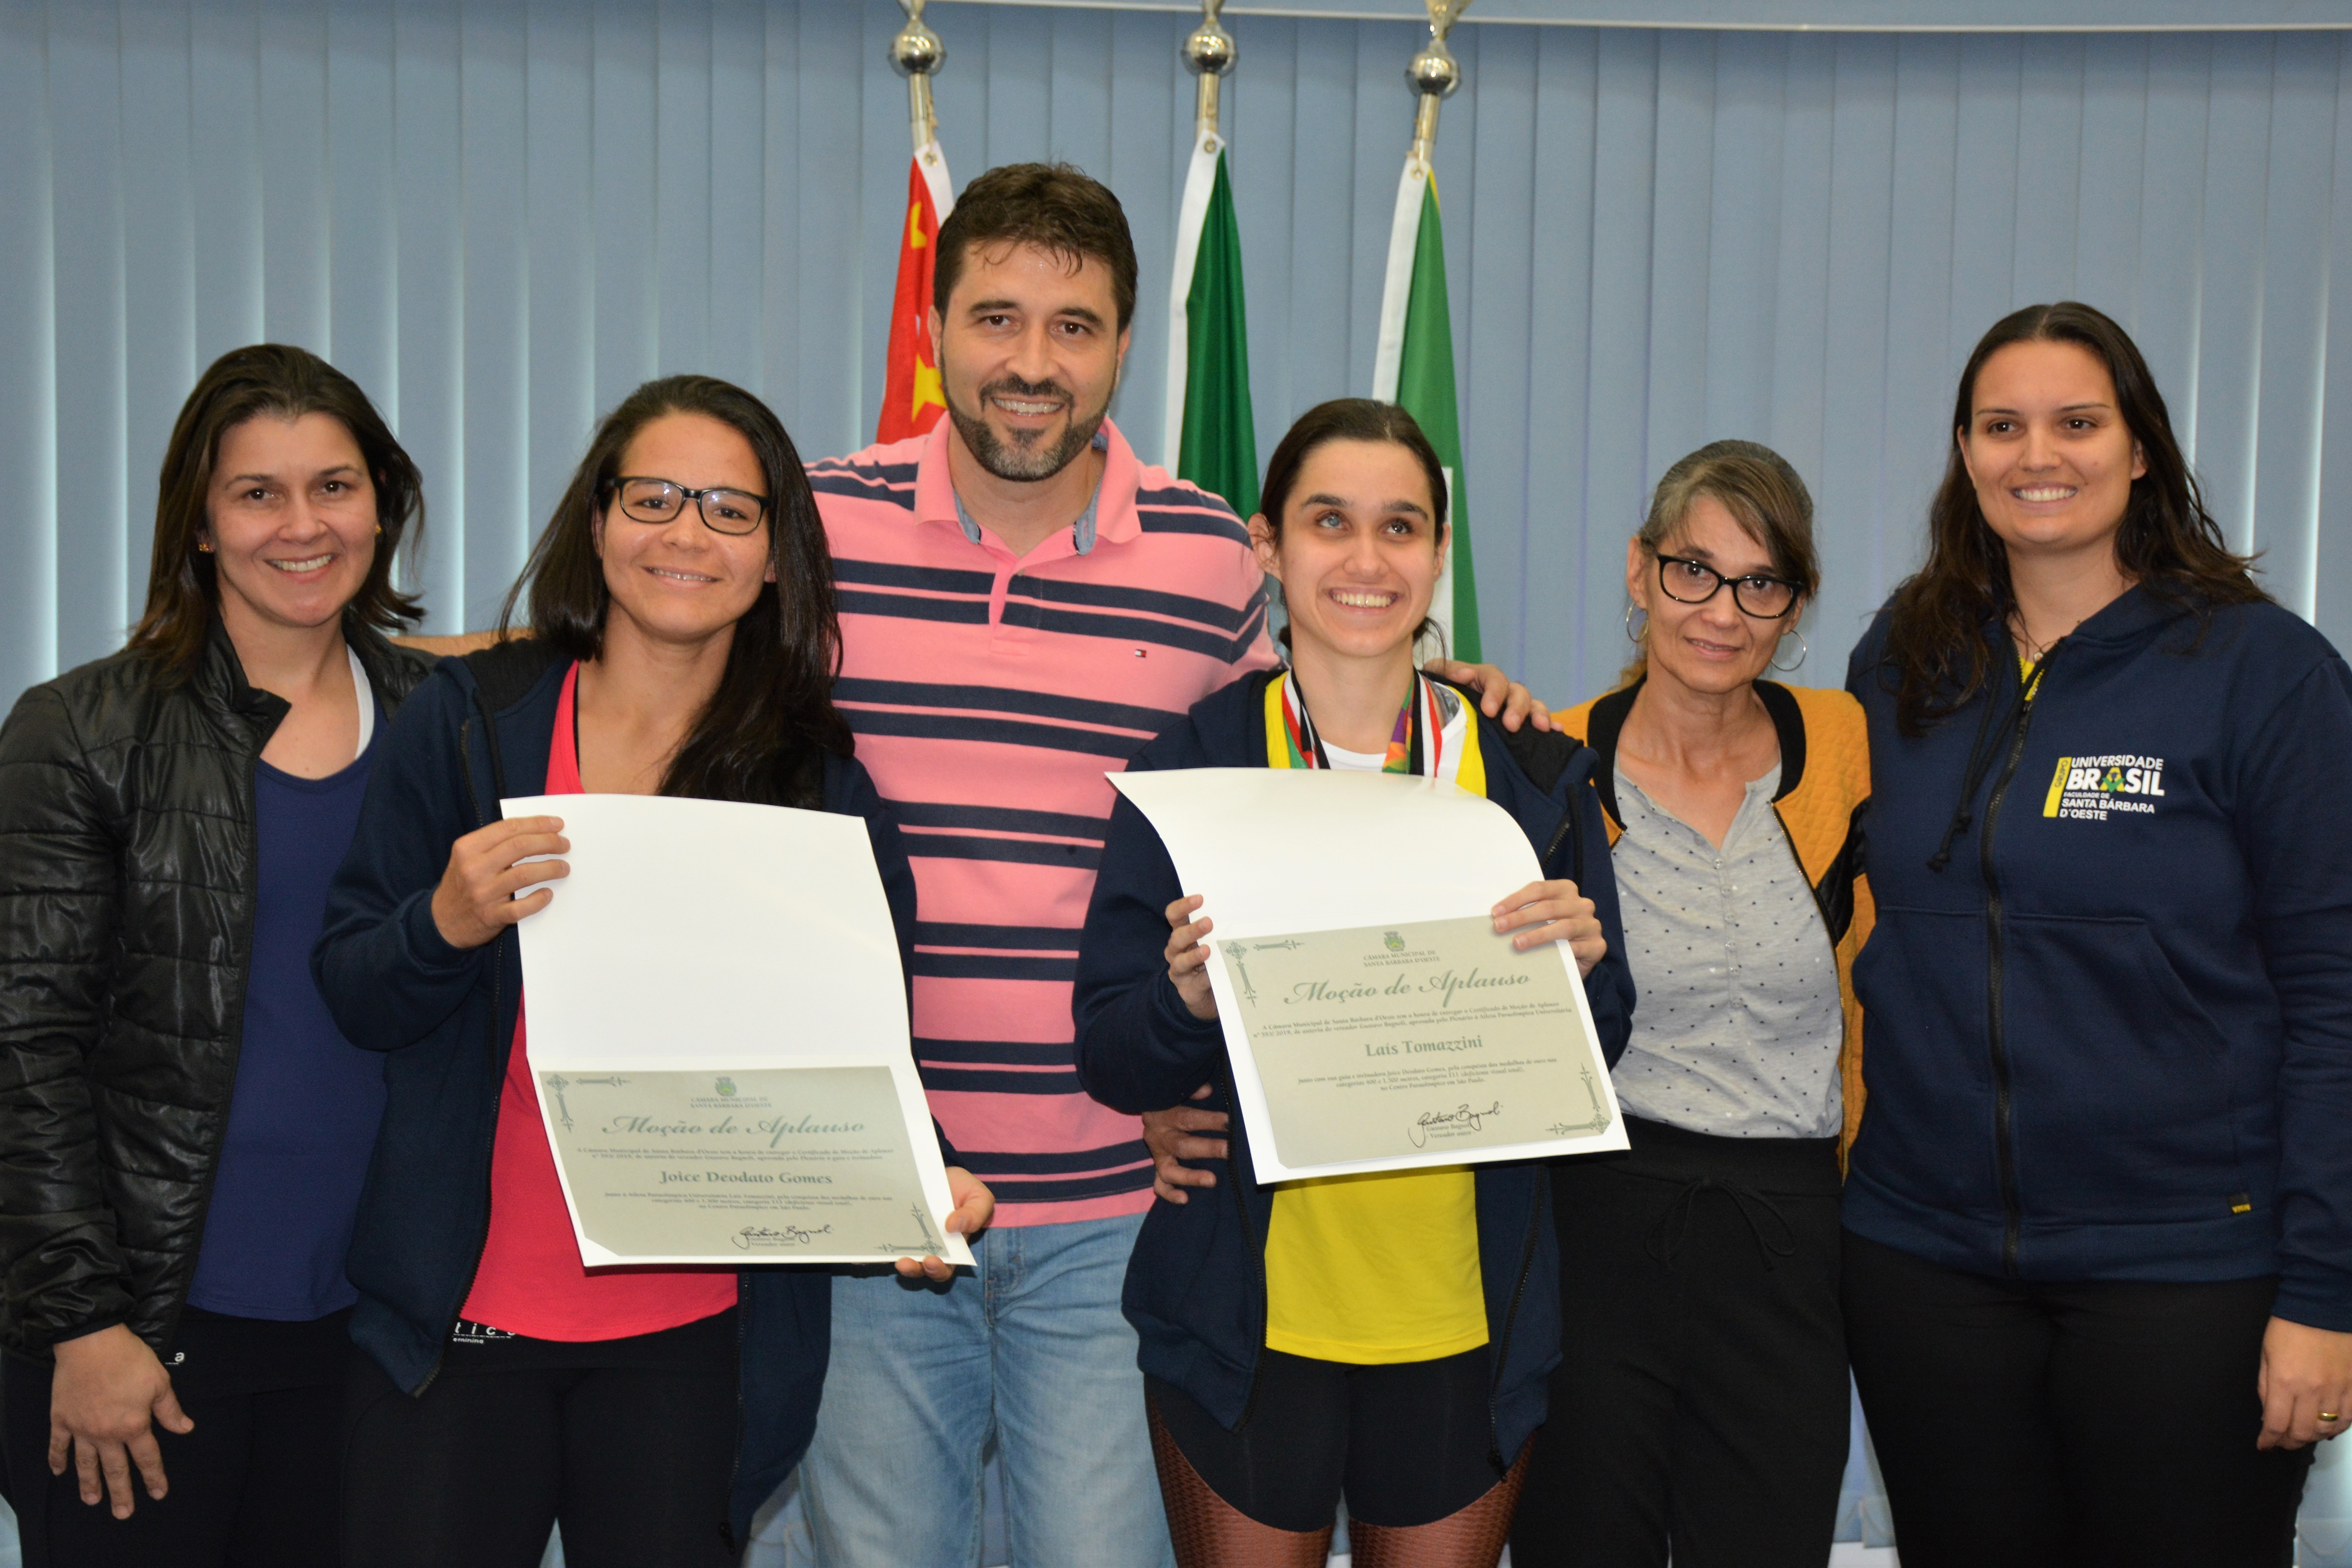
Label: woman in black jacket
xmin=313 ymin=375 xmax=990 ymax=1567
xmin=1073 ymin=400 xmax=1635 ymax=1568
xmin=0 ymin=344 xmax=432 ymax=1565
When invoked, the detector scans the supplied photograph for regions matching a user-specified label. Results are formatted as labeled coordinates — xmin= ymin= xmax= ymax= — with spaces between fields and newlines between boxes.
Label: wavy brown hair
xmin=1878 ymin=301 xmax=2265 ymax=736
xmin=127 ymin=344 xmax=424 ymax=678
xmin=498 ymin=375 xmax=850 ymax=805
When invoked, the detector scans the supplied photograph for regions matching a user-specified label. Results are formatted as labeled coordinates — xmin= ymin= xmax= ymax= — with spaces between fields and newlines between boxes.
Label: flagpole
xmin=878 ymin=2 xmax=955 ymax=443
xmin=1407 ymin=0 xmax=1467 ymax=168
xmin=1373 ymin=0 xmax=1466 ymax=403
xmin=1184 ymin=0 xmax=1234 ymax=136
xmin=1374 ymin=0 xmax=1478 ymax=661
xmin=889 ymin=1 xmax=945 ymax=162
xmin=1166 ymin=1 xmax=1237 ymax=471
xmin=889 ymin=1 xmax=954 ymax=221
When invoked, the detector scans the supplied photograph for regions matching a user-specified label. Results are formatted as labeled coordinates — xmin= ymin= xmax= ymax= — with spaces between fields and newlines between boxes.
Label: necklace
xmin=2010 ymin=614 xmax=2057 ymax=666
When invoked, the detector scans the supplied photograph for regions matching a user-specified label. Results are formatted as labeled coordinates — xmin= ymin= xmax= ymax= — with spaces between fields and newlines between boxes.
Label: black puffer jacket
xmin=0 ymin=617 xmax=432 ymax=1359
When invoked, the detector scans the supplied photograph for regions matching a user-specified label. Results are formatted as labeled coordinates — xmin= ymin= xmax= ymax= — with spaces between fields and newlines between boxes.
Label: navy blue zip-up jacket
xmin=1846 ymin=589 xmax=2352 ymax=1330
xmin=1072 ymin=671 xmax=1637 ymax=1468
xmin=313 ymin=638 xmax=924 ymax=1546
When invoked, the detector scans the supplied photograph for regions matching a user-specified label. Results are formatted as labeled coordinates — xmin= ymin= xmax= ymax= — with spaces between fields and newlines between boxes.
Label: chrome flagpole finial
xmin=889 ymin=0 xmax=946 ymax=153
xmin=1407 ymin=0 xmax=1470 ymax=165
xmin=1180 ymin=0 xmax=1237 ymax=140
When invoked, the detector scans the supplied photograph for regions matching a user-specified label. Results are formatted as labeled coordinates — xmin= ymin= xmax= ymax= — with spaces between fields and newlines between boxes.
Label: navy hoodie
xmin=1073 ymin=671 xmax=1637 ymax=1469
xmin=1846 ymin=590 xmax=2352 ymax=1330
xmin=313 ymin=639 xmax=924 ymax=1547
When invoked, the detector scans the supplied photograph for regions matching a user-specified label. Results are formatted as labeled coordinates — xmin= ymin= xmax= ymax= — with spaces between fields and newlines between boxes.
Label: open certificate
xmin=501 ymin=793 xmax=972 ymax=1268
xmin=1110 ymin=769 xmax=1627 ymax=1183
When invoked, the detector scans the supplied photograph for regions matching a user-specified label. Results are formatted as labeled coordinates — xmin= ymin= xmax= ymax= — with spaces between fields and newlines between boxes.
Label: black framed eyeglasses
xmin=608 ymin=476 xmax=771 ymax=536
xmin=1654 ymin=553 xmax=1801 ymax=619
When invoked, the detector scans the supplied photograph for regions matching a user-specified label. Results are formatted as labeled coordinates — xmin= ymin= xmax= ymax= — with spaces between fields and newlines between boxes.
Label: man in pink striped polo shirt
xmin=795 ymin=164 xmax=1536 ymax=1568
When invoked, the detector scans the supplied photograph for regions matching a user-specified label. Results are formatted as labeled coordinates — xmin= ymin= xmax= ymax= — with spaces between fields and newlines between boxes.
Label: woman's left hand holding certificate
xmin=1490 ymin=879 xmax=1604 ymax=975
xmin=900 ymin=1170 xmax=994 ymax=1281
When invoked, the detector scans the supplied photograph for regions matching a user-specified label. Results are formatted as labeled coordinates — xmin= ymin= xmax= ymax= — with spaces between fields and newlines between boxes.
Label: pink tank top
xmin=456 ymin=663 xmax=739 ymax=1340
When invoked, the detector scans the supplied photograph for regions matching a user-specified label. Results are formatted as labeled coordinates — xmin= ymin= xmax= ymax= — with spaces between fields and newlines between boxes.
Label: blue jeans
xmin=799 ymin=1211 xmax=1173 ymax=1568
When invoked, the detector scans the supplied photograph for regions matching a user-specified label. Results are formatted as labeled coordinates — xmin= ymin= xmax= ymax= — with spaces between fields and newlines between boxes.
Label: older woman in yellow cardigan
xmin=1512 ymin=439 xmax=1872 ymax=1568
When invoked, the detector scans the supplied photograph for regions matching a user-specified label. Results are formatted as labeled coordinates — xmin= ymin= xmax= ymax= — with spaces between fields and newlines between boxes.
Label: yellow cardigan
xmin=1554 ymin=680 xmax=1875 ymax=1159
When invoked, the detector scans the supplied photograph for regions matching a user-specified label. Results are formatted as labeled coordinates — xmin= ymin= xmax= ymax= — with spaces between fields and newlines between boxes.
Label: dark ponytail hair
xmin=500 ymin=375 xmax=851 ymax=805
xmin=1255 ymin=398 xmax=1449 ymax=654
xmin=1881 ymin=301 xmax=2265 ymax=736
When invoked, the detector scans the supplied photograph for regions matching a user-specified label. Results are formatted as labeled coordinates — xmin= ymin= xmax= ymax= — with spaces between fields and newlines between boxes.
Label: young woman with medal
xmin=1073 ymin=398 xmax=1636 ymax=1568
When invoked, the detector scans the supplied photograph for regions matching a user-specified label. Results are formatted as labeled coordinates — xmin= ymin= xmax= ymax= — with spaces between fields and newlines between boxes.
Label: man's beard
xmin=945 ymin=372 xmax=1111 ymax=483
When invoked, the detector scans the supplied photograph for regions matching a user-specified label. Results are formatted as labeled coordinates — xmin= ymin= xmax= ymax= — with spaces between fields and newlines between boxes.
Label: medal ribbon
xmin=1273 ymin=671 xmax=1443 ymax=778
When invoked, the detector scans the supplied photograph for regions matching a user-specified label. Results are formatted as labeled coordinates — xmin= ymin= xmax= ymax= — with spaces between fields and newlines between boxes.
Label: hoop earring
xmin=1770 ymin=627 xmax=1809 ymax=673
xmin=1623 ymin=603 xmax=1648 ymax=645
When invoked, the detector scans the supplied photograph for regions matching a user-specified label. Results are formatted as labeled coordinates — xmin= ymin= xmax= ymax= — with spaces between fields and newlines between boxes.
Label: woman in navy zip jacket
xmin=313 ymin=375 xmax=990 ymax=1567
xmin=1843 ymin=302 xmax=2352 ymax=1567
xmin=1073 ymin=400 xmax=1634 ymax=1568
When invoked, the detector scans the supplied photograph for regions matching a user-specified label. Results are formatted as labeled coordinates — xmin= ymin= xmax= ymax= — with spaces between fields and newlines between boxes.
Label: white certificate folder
xmin=501 ymin=792 xmax=972 ymax=1268
xmin=1110 ymin=768 xmax=1629 ymax=1184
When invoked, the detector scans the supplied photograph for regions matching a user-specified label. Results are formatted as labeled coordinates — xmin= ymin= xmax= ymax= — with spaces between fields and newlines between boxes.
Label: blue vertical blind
xmin=1 ymin=4 xmax=2351 ymax=1561
xmin=3 ymin=2 xmax=2350 ymax=712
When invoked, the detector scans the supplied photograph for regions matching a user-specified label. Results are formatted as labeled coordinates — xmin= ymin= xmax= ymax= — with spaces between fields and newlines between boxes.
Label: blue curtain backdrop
xmin=6 ymin=0 xmax=2352 ymax=711
xmin=2 ymin=3 xmax=2351 ymax=1562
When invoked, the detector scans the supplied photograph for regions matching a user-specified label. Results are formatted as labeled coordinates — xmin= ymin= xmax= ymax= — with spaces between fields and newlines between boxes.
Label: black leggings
xmin=0 ymin=1309 xmax=349 ymax=1568
xmin=1511 ymin=1118 xmax=1849 ymax=1568
xmin=1146 ymin=1345 xmax=1501 ymax=1532
xmin=340 ymin=1310 xmax=740 ymax=1568
xmin=1842 ymin=1230 xmax=2314 ymax=1568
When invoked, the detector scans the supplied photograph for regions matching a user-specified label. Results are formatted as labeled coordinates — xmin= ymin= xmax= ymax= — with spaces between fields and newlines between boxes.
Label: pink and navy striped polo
xmin=812 ymin=418 xmax=1278 ymax=1225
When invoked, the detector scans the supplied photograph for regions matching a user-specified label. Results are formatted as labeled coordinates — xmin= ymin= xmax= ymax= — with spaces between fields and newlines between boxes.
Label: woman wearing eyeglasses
xmin=1508 ymin=441 xmax=1871 ymax=1568
xmin=313 ymin=375 xmax=990 ymax=1567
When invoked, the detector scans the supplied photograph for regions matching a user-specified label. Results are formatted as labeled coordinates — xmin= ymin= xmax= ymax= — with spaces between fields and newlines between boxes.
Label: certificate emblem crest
xmin=715 ymin=1076 xmax=738 ymax=1098
xmin=1384 ymin=930 xmax=1406 ymax=952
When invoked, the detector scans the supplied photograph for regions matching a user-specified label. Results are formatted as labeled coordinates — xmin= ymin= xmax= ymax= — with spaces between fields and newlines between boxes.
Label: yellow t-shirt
xmin=1254 ymin=672 xmax=1492 ymax=1364
xmin=1263 ymin=1166 xmax=1488 ymax=1362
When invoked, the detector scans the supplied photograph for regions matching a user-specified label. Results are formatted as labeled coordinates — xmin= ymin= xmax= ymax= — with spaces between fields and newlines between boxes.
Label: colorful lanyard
xmin=1275 ymin=671 xmax=1443 ymax=778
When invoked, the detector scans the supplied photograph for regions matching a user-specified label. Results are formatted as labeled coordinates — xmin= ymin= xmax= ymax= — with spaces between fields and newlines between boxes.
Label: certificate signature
xmin=1409 ymin=1100 xmax=1504 ymax=1148
xmin=733 ymin=1223 xmax=836 ymax=1250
